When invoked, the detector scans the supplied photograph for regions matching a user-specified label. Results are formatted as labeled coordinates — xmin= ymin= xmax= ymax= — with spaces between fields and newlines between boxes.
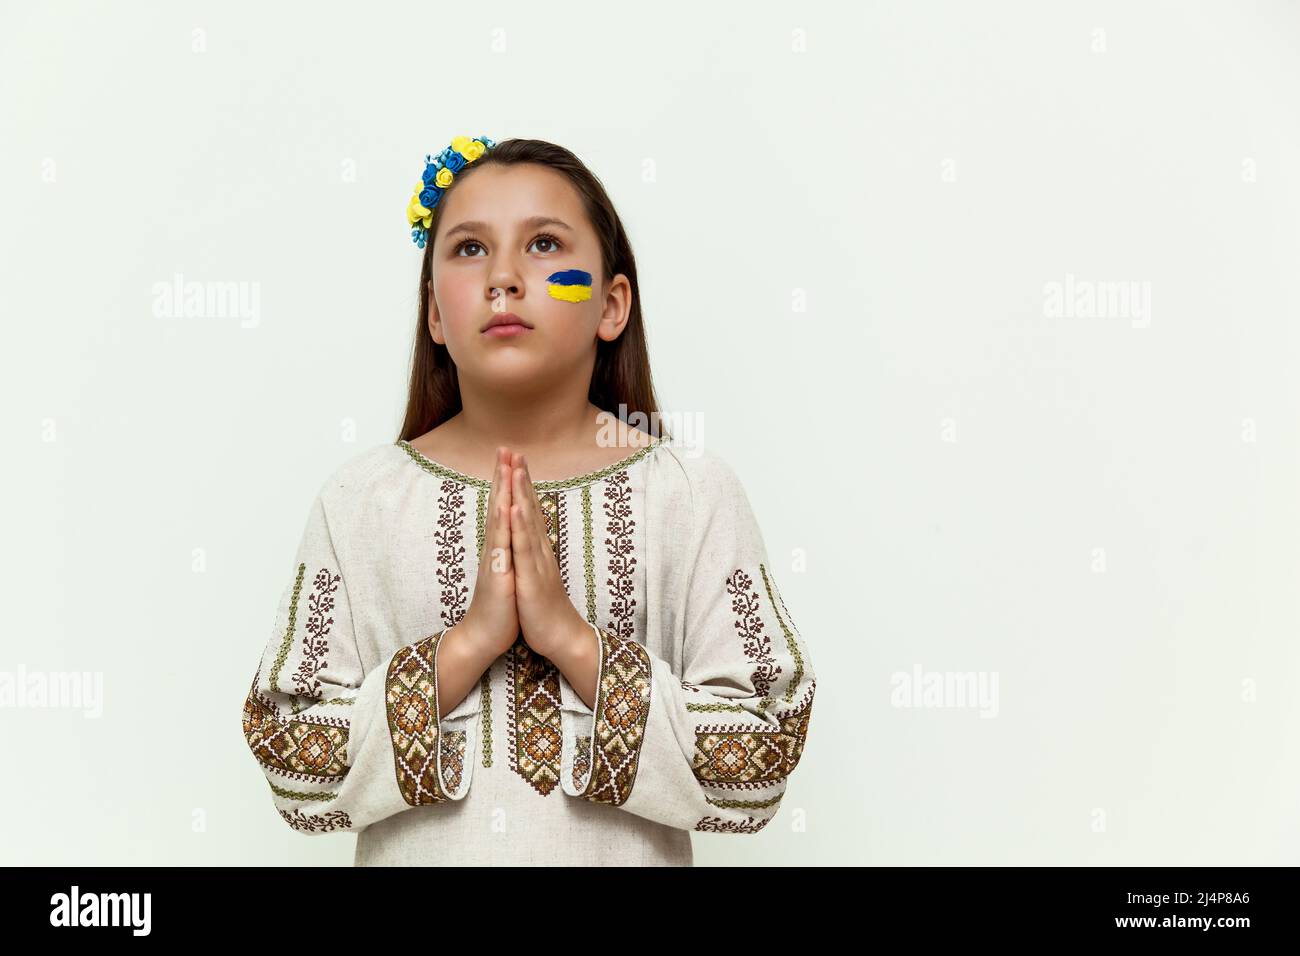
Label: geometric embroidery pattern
xmin=573 ymin=735 xmax=592 ymax=791
xmin=243 ymin=682 xmax=350 ymax=781
xmin=691 ymin=683 xmax=814 ymax=789
xmin=505 ymin=491 xmax=565 ymax=797
xmin=570 ymin=625 xmax=652 ymax=805
xmin=440 ymin=730 xmax=468 ymax=794
xmin=386 ymin=629 xmax=456 ymax=805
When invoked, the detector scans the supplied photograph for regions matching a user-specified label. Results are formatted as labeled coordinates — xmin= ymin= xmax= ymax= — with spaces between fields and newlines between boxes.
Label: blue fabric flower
xmin=408 ymin=134 xmax=499 ymax=246
xmin=441 ymin=149 xmax=466 ymax=174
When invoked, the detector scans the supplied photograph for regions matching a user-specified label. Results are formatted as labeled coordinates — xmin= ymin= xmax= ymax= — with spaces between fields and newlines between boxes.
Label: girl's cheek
xmin=546 ymin=269 xmax=593 ymax=303
xmin=441 ymin=270 xmax=479 ymax=304
xmin=433 ymin=278 xmax=478 ymax=335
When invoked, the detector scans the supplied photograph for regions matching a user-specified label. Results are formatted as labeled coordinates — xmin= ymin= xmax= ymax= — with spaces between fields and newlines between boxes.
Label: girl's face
xmin=427 ymin=163 xmax=629 ymax=390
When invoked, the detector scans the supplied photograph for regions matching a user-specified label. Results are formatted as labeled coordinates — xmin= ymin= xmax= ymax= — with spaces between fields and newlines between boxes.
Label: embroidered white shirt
xmin=241 ymin=437 xmax=816 ymax=865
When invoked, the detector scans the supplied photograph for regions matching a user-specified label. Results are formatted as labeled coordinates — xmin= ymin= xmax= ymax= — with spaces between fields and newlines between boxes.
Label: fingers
xmin=482 ymin=448 xmax=500 ymax=556
xmin=510 ymin=497 xmax=535 ymax=583
xmin=487 ymin=448 xmax=512 ymax=574
xmin=511 ymin=455 xmax=549 ymax=573
xmin=510 ymin=467 xmax=533 ymax=577
xmin=517 ymin=455 xmax=555 ymax=571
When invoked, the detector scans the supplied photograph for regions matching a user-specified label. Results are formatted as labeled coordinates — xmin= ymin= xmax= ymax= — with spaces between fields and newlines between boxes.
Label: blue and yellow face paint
xmin=546 ymin=269 xmax=592 ymax=303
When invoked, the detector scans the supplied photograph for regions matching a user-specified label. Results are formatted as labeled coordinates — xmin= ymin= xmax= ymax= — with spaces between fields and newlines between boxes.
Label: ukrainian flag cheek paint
xmin=546 ymin=269 xmax=593 ymax=303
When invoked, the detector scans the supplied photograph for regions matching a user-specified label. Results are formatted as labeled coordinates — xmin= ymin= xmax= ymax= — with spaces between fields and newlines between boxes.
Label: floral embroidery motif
xmin=293 ymin=567 xmax=339 ymax=698
xmin=243 ymin=677 xmax=350 ymax=781
xmin=693 ymin=815 xmax=771 ymax=834
xmin=386 ymin=629 xmax=458 ymax=805
xmin=507 ymin=491 xmax=565 ymax=796
xmin=436 ymin=480 xmax=469 ymax=625
xmin=571 ymin=625 xmax=652 ymax=805
xmin=278 ymin=807 xmax=354 ymax=833
xmin=726 ymin=568 xmax=780 ymax=704
xmin=684 ymin=563 xmax=815 ymax=790
xmin=603 ymin=471 xmax=636 ymax=640
xmin=690 ymin=684 xmax=814 ymax=788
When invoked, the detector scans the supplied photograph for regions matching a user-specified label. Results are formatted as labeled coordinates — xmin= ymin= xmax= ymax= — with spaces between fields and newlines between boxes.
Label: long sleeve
xmin=557 ymin=452 xmax=816 ymax=833
xmin=241 ymin=490 xmax=481 ymax=835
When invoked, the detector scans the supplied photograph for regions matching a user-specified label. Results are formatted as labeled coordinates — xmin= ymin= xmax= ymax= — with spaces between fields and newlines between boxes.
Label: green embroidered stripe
xmin=475 ymin=485 xmax=487 ymax=558
xmin=760 ymin=563 xmax=805 ymax=704
xmin=395 ymin=437 xmax=667 ymax=492
xmin=473 ymin=496 xmax=493 ymax=768
xmin=686 ymin=701 xmax=749 ymax=713
xmin=581 ymin=484 xmax=597 ymax=623
xmin=270 ymin=563 xmax=307 ymax=694
xmin=268 ymin=780 xmax=338 ymax=804
xmin=286 ymin=693 xmax=353 ymax=713
xmin=705 ymin=794 xmax=783 ymax=810
xmin=479 ymin=671 xmax=493 ymax=767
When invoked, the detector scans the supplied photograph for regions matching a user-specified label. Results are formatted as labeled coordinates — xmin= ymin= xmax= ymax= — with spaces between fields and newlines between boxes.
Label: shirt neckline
xmin=394 ymin=435 xmax=669 ymax=491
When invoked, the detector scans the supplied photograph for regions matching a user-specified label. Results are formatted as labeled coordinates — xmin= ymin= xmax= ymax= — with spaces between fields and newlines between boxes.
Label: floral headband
xmin=406 ymin=135 xmax=498 ymax=248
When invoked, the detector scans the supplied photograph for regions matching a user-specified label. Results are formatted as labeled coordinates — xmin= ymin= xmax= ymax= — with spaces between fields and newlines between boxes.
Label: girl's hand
xmin=510 ymin=452 xmax=589 ymax=660
xmin=456 ymin=447 xmax=520 ymax=659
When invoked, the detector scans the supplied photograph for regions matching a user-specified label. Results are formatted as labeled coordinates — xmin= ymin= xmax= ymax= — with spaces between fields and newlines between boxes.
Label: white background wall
xmin=2 ymin=0 xmax=1297 ymax=865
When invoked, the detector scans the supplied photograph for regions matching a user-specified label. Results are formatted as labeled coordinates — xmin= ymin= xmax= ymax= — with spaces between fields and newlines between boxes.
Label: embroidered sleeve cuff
xmin=386 ymin=628 xmax=480 ymax=804
xmin=559 ymin=624 xmax=652 ymax=803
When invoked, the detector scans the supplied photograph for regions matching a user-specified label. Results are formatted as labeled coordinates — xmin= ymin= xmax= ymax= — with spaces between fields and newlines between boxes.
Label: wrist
xmin=545 ymin=618 xmax=599 ymax=675
xmin=443 ymin=620 xmax=501 ymax=674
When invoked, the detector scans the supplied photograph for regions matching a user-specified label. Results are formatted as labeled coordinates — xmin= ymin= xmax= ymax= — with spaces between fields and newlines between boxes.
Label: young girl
xmin=241 ymin=135 xmax=817 ymax=866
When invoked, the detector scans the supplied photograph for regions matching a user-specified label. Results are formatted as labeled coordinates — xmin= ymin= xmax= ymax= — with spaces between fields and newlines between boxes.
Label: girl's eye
xmin=452 ymin=234 xmax=563 ymax=257
xmin=529 ymin=233 xmax=562 ymax=254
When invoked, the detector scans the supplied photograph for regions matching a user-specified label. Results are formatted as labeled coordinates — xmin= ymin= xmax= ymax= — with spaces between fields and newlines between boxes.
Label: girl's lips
xmin=483 ymin=323 xmax=532 ymax=338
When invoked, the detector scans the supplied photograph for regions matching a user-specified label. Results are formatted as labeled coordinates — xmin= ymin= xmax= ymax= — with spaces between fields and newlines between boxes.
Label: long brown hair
xmin=397 ymin=138 xmax=670 ymax=443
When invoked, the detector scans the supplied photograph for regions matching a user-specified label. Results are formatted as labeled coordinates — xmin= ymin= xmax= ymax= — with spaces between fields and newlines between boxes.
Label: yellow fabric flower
xmin=407 ymin=185 xmax=432 ymax=228
xmin=405 ymin=137 xmax=497 ymax=245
